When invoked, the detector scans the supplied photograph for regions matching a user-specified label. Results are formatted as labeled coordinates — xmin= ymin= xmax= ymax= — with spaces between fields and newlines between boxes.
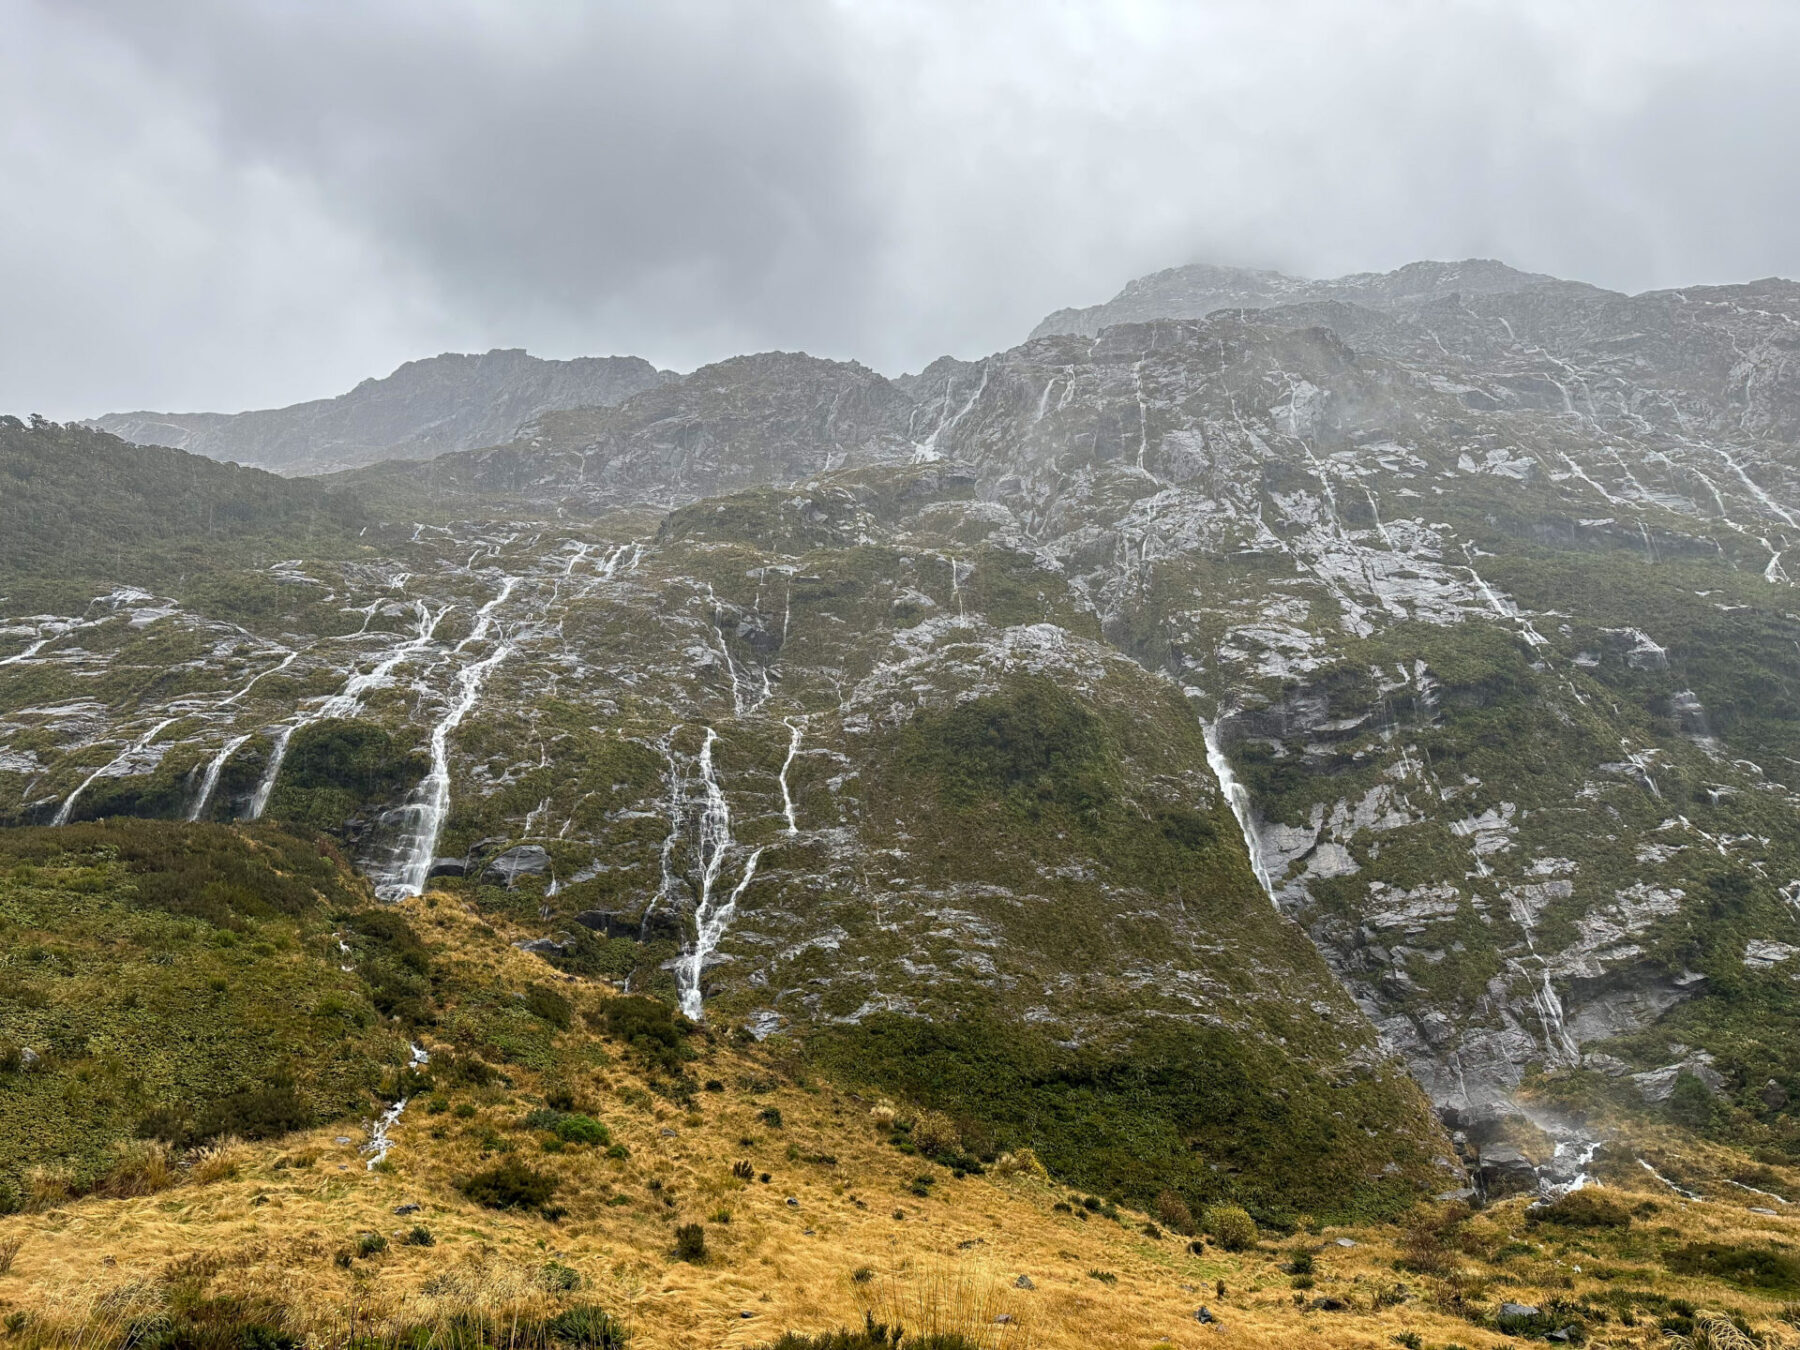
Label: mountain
xmin=86 ymin=348 xmax=675 ymax=476
xmin=1029 ymin=258 xmax=1580 ymax=339
xmin=8 ymin=257 xmax=1800 ymax=1225
xmin=340 ymin=350 xmax=921 ymax=513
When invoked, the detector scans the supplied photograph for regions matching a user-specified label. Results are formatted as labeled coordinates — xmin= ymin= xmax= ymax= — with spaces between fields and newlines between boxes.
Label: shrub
xmin=599 ymin=996 xmax=689 ymax=1072
xmin=674 ymin=1223 xmax=707 ymax=1262
xmin=1287 ymin=1250 xmax=1316 ymax=1276
xmin=525 ymin=1108 xmax=611 ymax=1146
xmin=1668 ymin=1072 xmax=1717 ymax=1131
xmin=355 ymin=1231 xmax=388 ymax=1258
xmin=1155 ymin=1189 xmax=1196 ymax=1235
xmin=1668 ymin=1242 xmax=1800 ymax=1291
xmin=190 ymin=1083 xmax=314 ymax=1145
xmin=524 ymin=984 xmax=574 ymax=1030
xmin=1528 ymin=1189 xmax=1632 ymax=1229
xmin=460 ymin=1159 xmax=559 ymax=1211
xmin=402 ymin=1225 xmax=434 ymax=1246
xmin=1204 ymin=1204 xmax=1257 ymax=1252
xmin=540 ymin=1260 xmax=581 ymax=1292
xmin=760 ymin=1106 xmax=785 ymax=1129
xmin=910 ymin=1110 xmax=960 ymax=1157
xmin=547 ymin=1304 xmax=630 ymax=1349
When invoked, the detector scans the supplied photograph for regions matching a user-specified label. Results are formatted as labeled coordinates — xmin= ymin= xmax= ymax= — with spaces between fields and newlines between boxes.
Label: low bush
xmin=910 ymin=1110 xmax=960 ymax=1157
xmin=598 ymin=996 xmax=690 ymax=1072
xmin=524 ymin=1108 xmax=611 ymax=1146
xmin=1155 ymin=1189 xmax=1196 ymax=1235
xmin=524 ymin=984 xmax=574 ymax=1030
xmin=548 ymin=1304 xmax=630 ymax=1349
xmin=1667 ymin=1242 xmax=1800 ymax=1292
xmin=674 ymin=1223 xmax=707 ymax=1262
xmin=460 ymin=1159 xmax=559 ymax=1211
xmin=1203 ymin=1204 xmax=1257 ymax=1252
xmin=1529 ymin=1189 xmax=1632 ymax=1229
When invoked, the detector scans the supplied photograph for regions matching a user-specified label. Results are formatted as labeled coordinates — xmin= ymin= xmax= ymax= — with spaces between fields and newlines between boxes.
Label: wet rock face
xmin=483 ymin=845 xmax=550 ymax=887
xmin=10 ymin=256 xmax=1800 ymax=1138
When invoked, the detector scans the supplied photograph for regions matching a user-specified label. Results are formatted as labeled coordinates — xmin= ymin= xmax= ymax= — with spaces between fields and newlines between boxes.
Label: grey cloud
xmin=6 ymin=1 xmax=1800 ymax=418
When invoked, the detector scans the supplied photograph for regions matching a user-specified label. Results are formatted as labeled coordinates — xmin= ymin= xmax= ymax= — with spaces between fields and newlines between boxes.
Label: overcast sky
xmin=7 ymin=1 xmax=1800 ymax=418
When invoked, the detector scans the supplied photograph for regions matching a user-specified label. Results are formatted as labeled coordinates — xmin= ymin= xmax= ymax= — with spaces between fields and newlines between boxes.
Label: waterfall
xmin=778 ymin=717 xmax=805 ymax=834
xmin=188 ymin=733 xmax=250 ymax=822
xmin=1201 ymin=720 xmax=1276 ymax=903
xmin=375 ymin=577 xmax=517 ymax=901
xmin=675 ymin=727 xmax=763 ymax=1019
xmin=54 ymin=717 xmax=180 ymax=826
xmin=248 ymin=601 xmax=447 ymax=821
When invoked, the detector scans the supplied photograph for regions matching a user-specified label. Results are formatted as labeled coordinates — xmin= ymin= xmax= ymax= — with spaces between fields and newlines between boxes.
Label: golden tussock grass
xmin=2 ymin=891 xmax=1799 ymax=1350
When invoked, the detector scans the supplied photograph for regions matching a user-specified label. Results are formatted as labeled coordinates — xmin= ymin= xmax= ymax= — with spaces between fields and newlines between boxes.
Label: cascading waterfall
xmin=375 ymin=576 xmax=517 ymax=901
xmin=675 ymin=727 xmax=763 ymax=1019
xmin=187 ymin=733 xmax=251 ymax=821
xmin=54 ymin=717 xmax=180 ymax=826
xmin=778 ymin=716 xmax=804 ymax=833
xmin=1201 ymin=719 xmax=1277 ymax=902
xmin=248 ymin=601 xmax=447 ymax=820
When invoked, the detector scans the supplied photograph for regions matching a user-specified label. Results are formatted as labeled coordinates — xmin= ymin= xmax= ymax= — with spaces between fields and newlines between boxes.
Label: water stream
xmin=375 ymin=577 xmax=517 ymax=900
xmin=1201 ymin=720 xmax=1277 ymax=902
xmin=675 ymin=727 xmax=764 ymax=1019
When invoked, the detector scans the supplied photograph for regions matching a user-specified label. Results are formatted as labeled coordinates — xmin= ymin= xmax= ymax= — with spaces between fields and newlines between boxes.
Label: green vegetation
xmin=0 ymin=417 xmax=362 ymax=595
xmin=264 ymin=718 xmax=427 ymax=837
xmin=0 ymin=819 xmax=411 ymax=1195
xmin=809 ymin=1010 xmax=1435 ymax=1225
xmin=459 ymin=1158 xmax=560 ymax=1212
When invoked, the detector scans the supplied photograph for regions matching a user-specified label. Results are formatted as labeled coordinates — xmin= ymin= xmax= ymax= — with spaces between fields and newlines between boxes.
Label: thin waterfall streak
xmin=675 ymin=728 xmax=763 ymax=1019
xmin=188 ymin=733 xmax=251 ymax=821
xmin=379 ymin=576 xmax=518 ymax=900
xmin=1202 ymin=720 xmax=1276 ymax=903
xmin=248 ymin=601 xmax=450 ymax=819
xmin=779 ymin=717 xmax=805 ymax=834
xmin=248 ymin=726 xmax=294 ymax=820
xmin=55 ymin=717 xmax=180 ymax=826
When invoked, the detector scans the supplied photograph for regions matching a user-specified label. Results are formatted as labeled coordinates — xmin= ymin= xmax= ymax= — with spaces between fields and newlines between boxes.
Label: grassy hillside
xmin=0 ymin=821 xmax=419 ymax=1202
xmin=1 ymin=874 xmax=1797 ymax=1348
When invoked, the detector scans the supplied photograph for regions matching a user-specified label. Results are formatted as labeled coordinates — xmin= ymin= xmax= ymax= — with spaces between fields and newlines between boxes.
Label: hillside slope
xmin=2 ymin=850 xmax=1798 ymax=1349
xmin=7 ymin=258 xmax=1800 ymax=1203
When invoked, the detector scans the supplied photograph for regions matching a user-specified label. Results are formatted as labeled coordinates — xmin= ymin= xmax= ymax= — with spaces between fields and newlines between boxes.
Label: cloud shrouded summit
xmin=7 ymin=0 xmax=1800 ymax=417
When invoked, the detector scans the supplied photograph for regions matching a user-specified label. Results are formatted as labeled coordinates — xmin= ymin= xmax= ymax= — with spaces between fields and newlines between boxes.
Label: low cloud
xmin=7 ymin=0 xmax=1799 ymax=416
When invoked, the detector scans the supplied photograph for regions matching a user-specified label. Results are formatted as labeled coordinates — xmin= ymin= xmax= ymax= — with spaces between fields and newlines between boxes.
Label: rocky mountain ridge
xmin=8 ymin=256 xmax=1800 ymax=1195
xmin=86 ymin=348 xmax=673 ymax=476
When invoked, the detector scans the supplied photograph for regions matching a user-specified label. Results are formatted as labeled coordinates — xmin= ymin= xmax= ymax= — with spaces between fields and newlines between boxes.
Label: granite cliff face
xmin=9 ymin=258 xmax=1800 ymax=1179
xmin=87 ymin=348 xmax=673 ymax=476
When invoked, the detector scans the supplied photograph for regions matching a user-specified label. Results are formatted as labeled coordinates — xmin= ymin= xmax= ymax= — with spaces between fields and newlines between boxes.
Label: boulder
xmin=1476 ymin=1145 xmax=1540 ymax=1199
xmin=484 ymin=845 xmax=550 ymax=887
xmin=426 ymin=857 xmax=466 ymax=879
xmin=513 ymin=937 xmax=567 ymax=957
xmin=1499 ymin=1303 xmax=1541 ymax=1319
xmin=1014 ymin=1275 xmax=1035 ymax=1290
xmin=575 ymin=909 xmax=639 ymax=940
xmin=639 ymin=907 xmax=684 ymax=943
